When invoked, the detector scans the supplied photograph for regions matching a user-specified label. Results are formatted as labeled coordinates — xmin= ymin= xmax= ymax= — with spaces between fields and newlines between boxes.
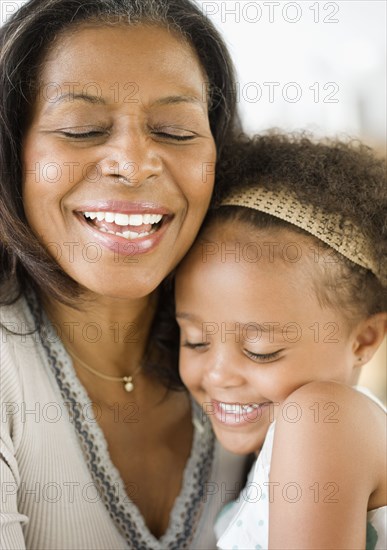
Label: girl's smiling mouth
xmin=210 ymin=399 xmax=273 ymax=426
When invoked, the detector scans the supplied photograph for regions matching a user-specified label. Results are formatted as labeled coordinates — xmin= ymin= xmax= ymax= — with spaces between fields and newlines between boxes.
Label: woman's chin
xmin=69 ymin=269 xmax=166 ymax=302
xmin=87 ymin=281 xmax=162 ymax=302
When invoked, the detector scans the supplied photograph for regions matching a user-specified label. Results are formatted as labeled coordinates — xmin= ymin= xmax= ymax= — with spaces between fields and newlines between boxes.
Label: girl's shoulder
xmin=278 ymin=380 xmax=386 ymax=425
xmin=274 ymin=380 xmax=386 ymax=454
xmin=281 ymin=379 xmax=386 ymax=413
xmin=269 ymin=381 xmax=386 ymax=548
xmin=272 ymin=380 xmax=386 ymax=504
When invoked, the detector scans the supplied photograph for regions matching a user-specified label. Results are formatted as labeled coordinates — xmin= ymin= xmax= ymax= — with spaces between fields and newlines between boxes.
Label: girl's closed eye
xmin=243 ymin=349 xmax=284 ymax=363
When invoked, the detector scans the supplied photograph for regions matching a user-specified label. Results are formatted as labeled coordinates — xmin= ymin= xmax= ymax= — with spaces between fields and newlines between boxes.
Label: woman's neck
xmin=41 ymin=290 xmax=158 ymax=379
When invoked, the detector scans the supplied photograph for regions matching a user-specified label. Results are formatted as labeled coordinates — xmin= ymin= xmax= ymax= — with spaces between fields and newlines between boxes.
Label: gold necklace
xmin=67 ymin=349 xmax=142 ymax=392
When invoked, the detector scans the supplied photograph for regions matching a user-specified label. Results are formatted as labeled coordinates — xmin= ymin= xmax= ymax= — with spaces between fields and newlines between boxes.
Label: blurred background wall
xmin=196 ymin=0 xmax=386 ymax=146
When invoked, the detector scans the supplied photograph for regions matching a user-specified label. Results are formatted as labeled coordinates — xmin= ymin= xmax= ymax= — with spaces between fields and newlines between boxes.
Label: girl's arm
xmin=268 ymin=381 xmax=383 ymax=550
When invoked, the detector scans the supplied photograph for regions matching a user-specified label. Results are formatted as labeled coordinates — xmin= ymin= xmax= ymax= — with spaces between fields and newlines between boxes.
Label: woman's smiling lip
xmin=209 ymin=398 xmax=273 ymax=426
xmin=74 ymin=200 xmax=174 ymax=256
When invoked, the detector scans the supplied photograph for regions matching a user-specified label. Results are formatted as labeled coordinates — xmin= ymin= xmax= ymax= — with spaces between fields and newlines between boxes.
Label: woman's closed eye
xmin=58 ymin=126 xmax=110 ymax=139
xmin=150 ymin=125 xmax=199 ymax=142
xmin=243 ymin=349 xmax=284 ymax=363
xmin=182 ymin=341 xmax=209 ymax=350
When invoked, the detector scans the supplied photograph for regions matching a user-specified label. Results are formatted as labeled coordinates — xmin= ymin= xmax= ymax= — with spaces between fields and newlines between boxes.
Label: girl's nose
xmin=204 ymin=350 xmax=245 ymax=389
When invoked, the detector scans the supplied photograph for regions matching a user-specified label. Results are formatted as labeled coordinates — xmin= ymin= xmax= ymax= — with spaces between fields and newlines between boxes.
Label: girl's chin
xmin=212 ymin=427 xmax=265 ymax=456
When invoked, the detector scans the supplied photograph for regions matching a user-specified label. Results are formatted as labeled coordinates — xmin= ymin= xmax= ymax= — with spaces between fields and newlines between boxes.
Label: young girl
xmin=175 ymin=134 xmax=386 ymax=550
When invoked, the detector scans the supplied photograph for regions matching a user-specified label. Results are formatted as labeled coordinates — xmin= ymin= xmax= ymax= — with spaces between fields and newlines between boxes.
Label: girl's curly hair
xmin=210 ymin=132 xmax=387 ymax=321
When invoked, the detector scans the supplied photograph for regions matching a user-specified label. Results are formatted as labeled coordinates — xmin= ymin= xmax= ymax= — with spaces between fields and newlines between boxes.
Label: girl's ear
xmin=352 ymin=312 xmax=387 ymax=366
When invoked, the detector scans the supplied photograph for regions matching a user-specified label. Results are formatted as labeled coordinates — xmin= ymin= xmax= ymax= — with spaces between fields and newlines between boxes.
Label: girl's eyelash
xmin=244 ymin=349 xmax=283 ymax=362
xmin=182 ymin=343 xmax=283 ymax=360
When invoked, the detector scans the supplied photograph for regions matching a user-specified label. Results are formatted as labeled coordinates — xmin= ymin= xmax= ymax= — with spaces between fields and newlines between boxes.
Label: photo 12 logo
xmin=199 ymin=2 xmax=340 ymax=24
xmin=202 ymin=81 xmax=340 ymax=106
xmin=1 ymin=1 xmax=27 ymax=24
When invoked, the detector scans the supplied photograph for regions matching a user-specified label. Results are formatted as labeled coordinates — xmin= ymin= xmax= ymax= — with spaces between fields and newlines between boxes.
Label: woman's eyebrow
xmin=41 ymin=92 xmax=106 ymax=114
xmin=153 ymin=94 xmax=208 ymax=113
xmin=43 ymin=92 xmax=206 ymax=113
xmin=50 ymin=92 xmax=106 ymax=106
xmin=153 ymin=95 xmax=204 ymax=106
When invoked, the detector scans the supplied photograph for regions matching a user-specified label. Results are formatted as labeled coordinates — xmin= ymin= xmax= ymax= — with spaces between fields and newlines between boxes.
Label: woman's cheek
xmin=165 ymin=141 xmax=216 ymax=201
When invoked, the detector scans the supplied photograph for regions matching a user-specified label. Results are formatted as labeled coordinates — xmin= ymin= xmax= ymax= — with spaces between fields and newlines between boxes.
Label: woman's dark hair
xmin=207 ymin=132 xmax=387 ymax=321
xmin=0 ymin=0 xmax=239 ymax=389
xmin=0 ymin=0 xmax=239 ymax=305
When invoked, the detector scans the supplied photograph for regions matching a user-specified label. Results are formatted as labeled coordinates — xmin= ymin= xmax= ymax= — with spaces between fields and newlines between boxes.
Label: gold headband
xmin=219 ymin=186 xmax=384 ymax=284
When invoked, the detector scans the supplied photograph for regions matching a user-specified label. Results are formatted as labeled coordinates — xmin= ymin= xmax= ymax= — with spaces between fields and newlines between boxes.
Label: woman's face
xmin=22 ymin=24 xmax=216 ymax=299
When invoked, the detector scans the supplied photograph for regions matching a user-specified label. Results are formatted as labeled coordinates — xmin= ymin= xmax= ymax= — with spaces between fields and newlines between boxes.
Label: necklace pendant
xmin=124 ymin=376 xmax=134 ymax=392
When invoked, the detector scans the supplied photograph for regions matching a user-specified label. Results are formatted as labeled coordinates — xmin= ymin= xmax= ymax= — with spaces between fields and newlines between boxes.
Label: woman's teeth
xmin=83 ymin=212 xmax=163 ymax=226
xmin=82 ymin=211 xmax=163 ymax=240
xmin=98 ymin=227 xmax=156 ymax=239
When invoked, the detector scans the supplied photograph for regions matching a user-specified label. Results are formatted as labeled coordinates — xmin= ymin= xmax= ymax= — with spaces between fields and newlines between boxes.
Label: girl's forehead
xmin=199 ymin=216 xmax=308 ymax=246
xmin=179 ymin=219 xmax=309 ymax=277
xmin=176 ymin=216 xmax=324 ymax=302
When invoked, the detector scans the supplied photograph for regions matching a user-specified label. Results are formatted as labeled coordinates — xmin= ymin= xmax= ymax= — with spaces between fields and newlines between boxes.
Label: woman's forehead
xmin=39 ymin=24 xmax=205 ymax=84
xmin=32 ymin=24 xmax=209 ymax=113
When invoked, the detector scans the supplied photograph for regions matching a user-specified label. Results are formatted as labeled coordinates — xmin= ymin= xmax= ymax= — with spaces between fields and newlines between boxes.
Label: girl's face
xmin=175 ymin=221 xmax=359 ymax=455
xmin=22 ymin=24 xmax=216 ymax=299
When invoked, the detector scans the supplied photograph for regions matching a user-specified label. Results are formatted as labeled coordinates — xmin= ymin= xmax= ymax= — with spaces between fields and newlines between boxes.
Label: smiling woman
xmin=22 ymin=24 xmax=216 ymax=299
xmin=0 ymin=1 xmax=247 ymax=549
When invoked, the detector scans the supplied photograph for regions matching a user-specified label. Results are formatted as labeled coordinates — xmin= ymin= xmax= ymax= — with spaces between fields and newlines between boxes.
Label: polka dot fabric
xmin=215 ymin=424 xmax=274 ymax=549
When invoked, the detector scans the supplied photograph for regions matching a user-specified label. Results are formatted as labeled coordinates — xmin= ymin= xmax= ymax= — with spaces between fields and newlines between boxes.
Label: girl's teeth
xmin=218 ymin=402 xmax=259 ymax=414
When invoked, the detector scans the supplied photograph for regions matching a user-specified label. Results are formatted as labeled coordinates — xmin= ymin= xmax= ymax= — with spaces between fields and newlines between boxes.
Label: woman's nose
xmin=99 ymin=131 xmax=163 ymax=186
